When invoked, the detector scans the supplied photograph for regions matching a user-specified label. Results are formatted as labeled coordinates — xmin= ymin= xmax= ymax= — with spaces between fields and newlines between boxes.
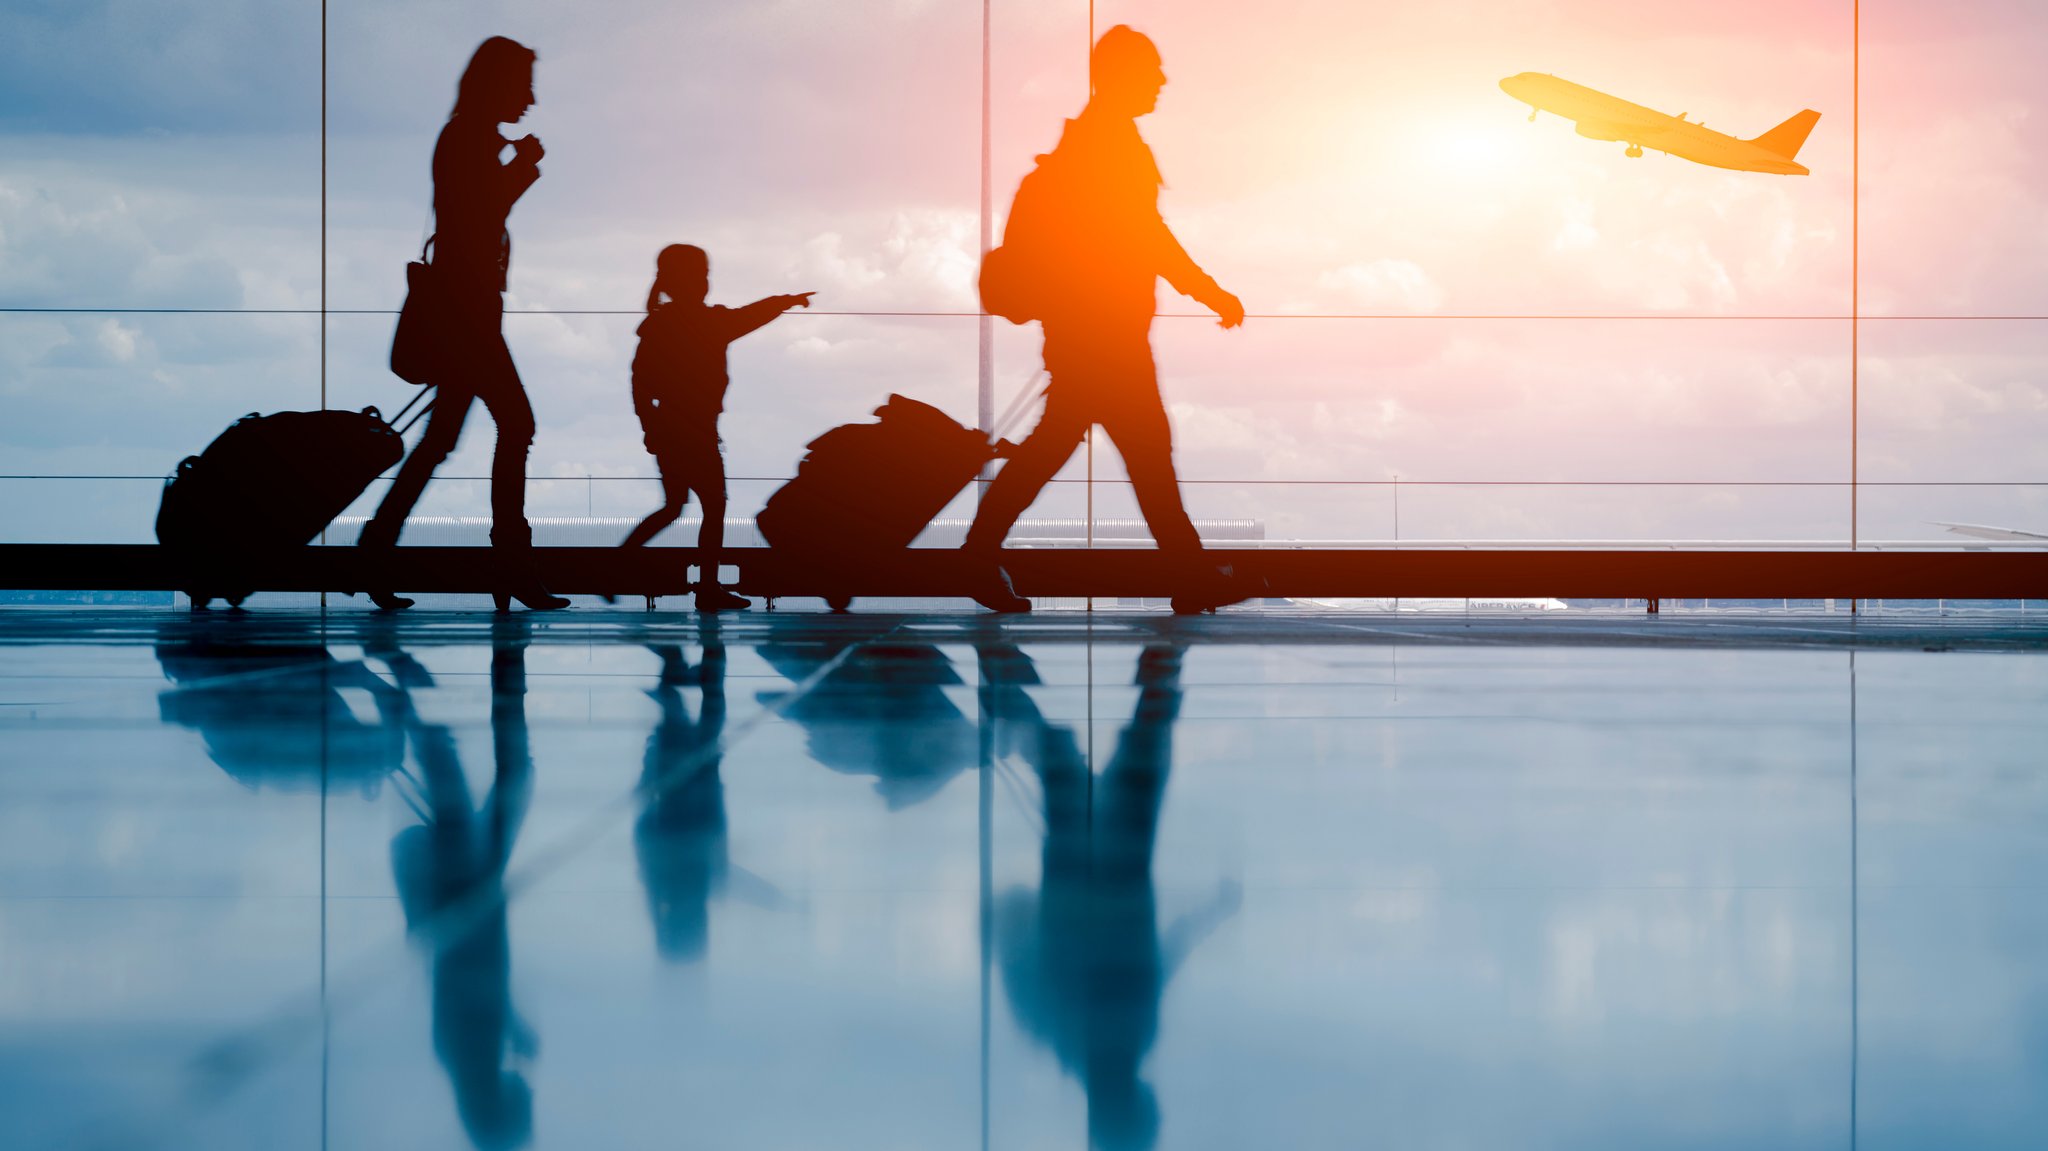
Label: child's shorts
xmin=651 ymin=426 xmax=725 ymax=501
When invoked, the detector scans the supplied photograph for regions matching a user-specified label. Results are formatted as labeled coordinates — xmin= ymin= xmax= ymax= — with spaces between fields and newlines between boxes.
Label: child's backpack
xmin=978 ymin=153 xmax=1072 ymax=325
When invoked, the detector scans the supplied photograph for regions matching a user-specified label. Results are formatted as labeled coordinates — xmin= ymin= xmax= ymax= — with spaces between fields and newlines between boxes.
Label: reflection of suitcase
xmin=156 ymin=393 xmax=428 ymax=607
xmin=757 ymin=395 xmax=994 ymax=600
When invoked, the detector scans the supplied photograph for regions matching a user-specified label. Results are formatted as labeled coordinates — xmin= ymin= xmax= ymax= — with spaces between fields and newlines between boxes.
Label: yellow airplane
xmin=1500 ymin=72 xmax=1820 ymax=175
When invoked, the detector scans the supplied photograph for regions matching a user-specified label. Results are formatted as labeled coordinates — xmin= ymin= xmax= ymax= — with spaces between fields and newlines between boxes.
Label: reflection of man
xmin=983 ymin=641 xmax=1240 ymax=1151
xmin=634 ymin=633 xmax=728 ymax=963
xmin=391 ymin=620 xmax=536 ymax=1151
xmin=969 ymin=25 xmax=1245 ymax=615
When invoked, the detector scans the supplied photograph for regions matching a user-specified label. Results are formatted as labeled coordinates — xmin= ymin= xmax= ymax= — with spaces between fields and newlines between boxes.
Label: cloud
xmin=1317 ymin=259 xmax=1446 ymax=313
xmin=0 ymin=175 xmax=246 ymax=310
xmin=0 ymin=0 xmax=318 ymax=134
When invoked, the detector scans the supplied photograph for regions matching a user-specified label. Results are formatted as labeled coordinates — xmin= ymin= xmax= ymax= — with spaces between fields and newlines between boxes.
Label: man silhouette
xmin=968 ymin=26 xmax=1244 ymax=614
xmin=982 ymin=640 xmax=1240 ymax=1151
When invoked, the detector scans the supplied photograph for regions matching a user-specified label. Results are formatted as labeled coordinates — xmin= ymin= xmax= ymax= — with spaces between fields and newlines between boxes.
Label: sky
xmin=1 ymin=0 xmax=2044 ymax=544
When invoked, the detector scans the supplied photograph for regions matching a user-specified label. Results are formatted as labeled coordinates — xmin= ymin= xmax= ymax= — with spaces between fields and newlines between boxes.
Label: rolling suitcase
xmin=756 ymin=394 xmax=997 ymax=608
xmin=156 ymin=392 xmax=430 ymax=608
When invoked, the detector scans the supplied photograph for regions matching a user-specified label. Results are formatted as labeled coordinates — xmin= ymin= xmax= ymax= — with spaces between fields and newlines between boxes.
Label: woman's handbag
xmin=389 ymin=236 xmax=442 ymax=386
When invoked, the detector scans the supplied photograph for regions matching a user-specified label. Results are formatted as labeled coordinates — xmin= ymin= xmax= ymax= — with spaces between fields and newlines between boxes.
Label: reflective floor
xmin=2 ymin=608 xmax=2045 ymax=1150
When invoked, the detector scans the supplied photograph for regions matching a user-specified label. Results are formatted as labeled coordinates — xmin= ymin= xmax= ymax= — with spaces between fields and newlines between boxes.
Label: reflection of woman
xmin=361 ymin=36 xmax=567 ymax=612
xmin=392 ymin=621 xmax=537 ymax=1151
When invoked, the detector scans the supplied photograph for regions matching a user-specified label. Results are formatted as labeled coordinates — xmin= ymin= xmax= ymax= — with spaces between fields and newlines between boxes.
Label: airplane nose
xmin=1500 ymin=74 xmax=1530 ymax=98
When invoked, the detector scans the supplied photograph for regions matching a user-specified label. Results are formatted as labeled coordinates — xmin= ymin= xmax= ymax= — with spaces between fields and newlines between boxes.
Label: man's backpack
xmin=978 ymin=154 xmax=1070 ymax=325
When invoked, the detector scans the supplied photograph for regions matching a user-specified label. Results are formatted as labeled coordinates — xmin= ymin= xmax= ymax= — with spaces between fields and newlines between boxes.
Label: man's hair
xmin=454 ymin=36 xmax=537 ymax=116
xmin=1090 ymin=24 xmax=1160 ymax=89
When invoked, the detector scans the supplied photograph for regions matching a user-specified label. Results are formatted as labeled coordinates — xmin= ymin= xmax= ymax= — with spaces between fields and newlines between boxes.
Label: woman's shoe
xmin=357 ymin=535 xmax=411 ymax=610
xmin=492 ymin=545 xmax=571 ymax=612
xmin=493 ymin=585 xmax=571 ymax=612
xmin=695 ymin=585 xmax=751 ymax=612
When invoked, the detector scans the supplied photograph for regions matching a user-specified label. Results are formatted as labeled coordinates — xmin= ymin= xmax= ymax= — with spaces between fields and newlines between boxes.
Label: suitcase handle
xmin=386 ymin=388 xmax=435 ymax=436
xmin=991 ymin=370 xmax=1048 ymax=445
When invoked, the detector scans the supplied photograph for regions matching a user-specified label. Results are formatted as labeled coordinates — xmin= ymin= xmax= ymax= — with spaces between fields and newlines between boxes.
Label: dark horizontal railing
xmin=5 ymin=306 xmax=2048 ymax=320
xmin=4 ymin=475 xmax=2044 ymax=488
xmin=3 ymin=544 xmax=2042 ymax=605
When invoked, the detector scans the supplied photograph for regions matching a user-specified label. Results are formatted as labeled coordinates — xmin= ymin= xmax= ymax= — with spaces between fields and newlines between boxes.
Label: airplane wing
xmin=1575 ymin=118 xmax=1674 ymax=144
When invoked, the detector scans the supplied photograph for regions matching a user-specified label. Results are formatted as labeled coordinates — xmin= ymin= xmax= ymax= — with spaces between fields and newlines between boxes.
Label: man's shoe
xmin=367 ymin=590 xmax=415 ymax=612
xmin=1171 ymin=563 xmax=1246 ymax=616
xmin=696 ymin=586 xmax=752 ymax=612
xmin=971 ymin=564 xmax=1031 ymax=614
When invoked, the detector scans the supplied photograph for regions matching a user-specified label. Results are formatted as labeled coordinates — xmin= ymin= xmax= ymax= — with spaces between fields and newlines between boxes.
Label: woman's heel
xmin=493 ymin=539 xmax=570 ymax=612
xmin=695 ymin=584 xmax=752 ymax=612
xmin=358 ymin=534 xmax=412 ymax=611
xmin=494 ymin=584 xmax=569 ymax=612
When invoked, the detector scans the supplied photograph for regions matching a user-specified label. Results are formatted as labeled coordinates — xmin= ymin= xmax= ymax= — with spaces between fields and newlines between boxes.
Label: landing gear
xmin=1528 ymin=108 xmax=1538 ymax=123
xmin=1624 ymin=144 xmax=1644 ymax=158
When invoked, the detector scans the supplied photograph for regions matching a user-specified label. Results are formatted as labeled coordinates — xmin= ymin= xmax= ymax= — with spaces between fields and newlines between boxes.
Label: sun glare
xmin=1419 ymin=118 xmax=1528 ymax=178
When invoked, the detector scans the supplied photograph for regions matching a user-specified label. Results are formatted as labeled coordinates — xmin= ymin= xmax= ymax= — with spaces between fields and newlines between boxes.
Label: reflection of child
xmin=620 ymin=244 xmax=813 ymax=610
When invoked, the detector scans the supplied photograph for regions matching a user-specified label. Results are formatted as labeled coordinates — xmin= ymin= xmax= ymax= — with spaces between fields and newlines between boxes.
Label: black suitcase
xmin=156 ymin=395 xmax=427 ymax=607
xmin=757 ymin=394 xmax=995 ymax=605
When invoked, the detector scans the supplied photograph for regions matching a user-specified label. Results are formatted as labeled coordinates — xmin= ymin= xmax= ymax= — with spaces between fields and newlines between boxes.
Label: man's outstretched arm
xmin=1153 ymin=220 xmax=1243 ymax=328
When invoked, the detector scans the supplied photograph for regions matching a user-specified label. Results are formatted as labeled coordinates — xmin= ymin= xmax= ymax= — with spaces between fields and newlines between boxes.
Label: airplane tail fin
xmin=1752 ymin=110 xmax=1821 ymax=159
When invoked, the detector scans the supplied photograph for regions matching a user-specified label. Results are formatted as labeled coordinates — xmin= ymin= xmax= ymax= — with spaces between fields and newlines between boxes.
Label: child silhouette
xmin=620 ymin=244 xmax=813 ymax=611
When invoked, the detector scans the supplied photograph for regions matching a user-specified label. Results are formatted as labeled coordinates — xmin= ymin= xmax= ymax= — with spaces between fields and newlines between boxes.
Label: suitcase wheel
xmin=826 ymin=595 xmax=853 ymax=614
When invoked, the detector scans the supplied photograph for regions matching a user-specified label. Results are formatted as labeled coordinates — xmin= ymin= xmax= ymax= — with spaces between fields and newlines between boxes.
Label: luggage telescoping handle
xmin=387 ymin=387 xmax=435 ymax=436
xmin=990 ymin=370 xmax=1048 ymax=453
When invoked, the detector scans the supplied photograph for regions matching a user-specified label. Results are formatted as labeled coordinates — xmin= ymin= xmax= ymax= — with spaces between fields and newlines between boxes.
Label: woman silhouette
xmin=361 ymin=36 xmax=567 ymax=612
